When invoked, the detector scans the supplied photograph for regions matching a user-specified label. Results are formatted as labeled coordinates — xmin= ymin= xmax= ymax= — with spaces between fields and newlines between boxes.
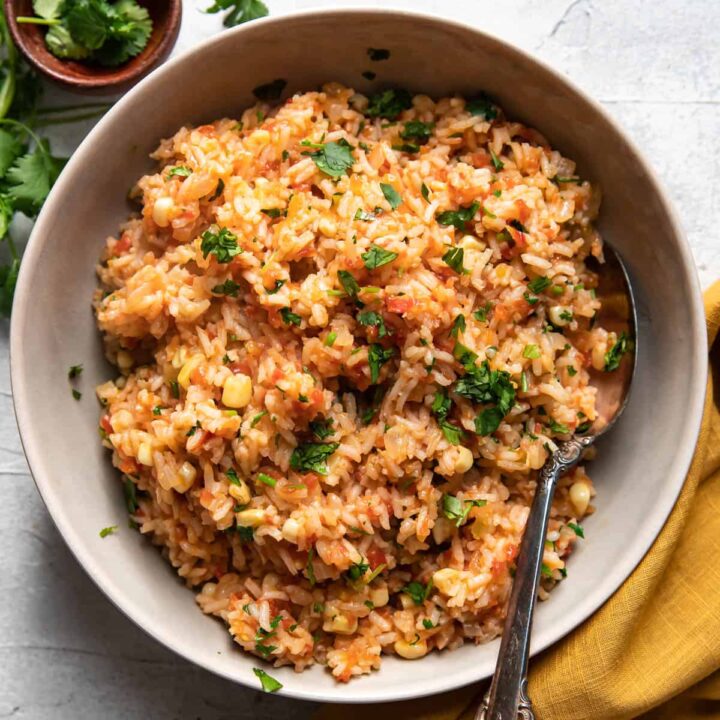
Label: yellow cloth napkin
xmin=317 ymin=282 xmax=720 ymax=720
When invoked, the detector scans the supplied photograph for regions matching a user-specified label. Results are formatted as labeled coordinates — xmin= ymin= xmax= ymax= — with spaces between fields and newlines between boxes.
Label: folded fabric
xmin=316 ymin=281 xmax=720 ymax=720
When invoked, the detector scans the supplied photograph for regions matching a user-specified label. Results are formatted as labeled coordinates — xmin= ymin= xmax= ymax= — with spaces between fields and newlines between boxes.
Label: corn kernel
xmin=236 ymin=508 xmax=265 ymax=527
xmin=281 ymin=517 xmax=301 ymax=544
xmin=174 ymin=461 xmax=197 ymax=493
xmin=369 ymin=585 xmax=389 ymax=608
xmin=432 ymin=567 xmax=461 ymax=594
xmin=454 ymin=446 xmax=474 ymax=474
xmin=152 ymin=196 xmax=175 ymax=227
xmin=228 ymin=479 xmax=251 ymax=505
xmin=171 ymin=347 xmax=188 ymax=369
xmin=323 ymin=613 xmax=358 ymax=635
xmin=137 ymin=442 xmax=153 ymax=467
xmin=178 ymin=354 xmax=204 ymax=389
xmin=222 ymin=373 xmax=252 ymax=408
xmin=116 ymin=350 xmax=134 ymax=370
xmin=394 ymin=638 xmax=428 ymax=660
xmin=569 ymin=481 xmax=591 ymax=515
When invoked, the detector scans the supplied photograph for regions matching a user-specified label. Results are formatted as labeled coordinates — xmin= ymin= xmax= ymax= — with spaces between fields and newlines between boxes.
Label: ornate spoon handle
xmin=476 ymin=435 xmax=594 ymax=720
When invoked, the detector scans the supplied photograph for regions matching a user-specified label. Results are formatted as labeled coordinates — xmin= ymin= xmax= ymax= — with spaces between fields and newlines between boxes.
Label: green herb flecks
xmin=290 ymin=442 xmax=339 ymax=475
xmin=403 ymin=578 xmax=433 ymax=605
xmin=211 ymin=279 xmax=240 ymax=296
xmin=442 ymin=246 xmax=465 ymax=274
xmin=367 ymin=343 xmax=395 ymax=383
xmin=252 ymin=667 xmax=282 ymax=693
xmin=466 ymin=93 xmax=497 ymax=120
xmin=380 ymin=182 xmax=402 ymax=209
xmin=99 ymin=525 xmax=118 ymax=538
xmin=357 ymin=310 xmax=388 ymax=338
xmin=604 ymin=331 xmax=632 ymax=372
xmin=366 ymin=88 xmax=412 ymax=119
xmin=436 ymin=201 xmax=479 ymax=231
xmin=302 ymin=138 xmax=354 ymax=178
xmin=201 ymin=227 xmax=242 ymax=263
xmin=361 ymin=243 xmax=398 ymax=270
xmin=280 ymin=307 xmax=301 ymax=326
xmin=441 ymin=494 xmax=487 ymax=527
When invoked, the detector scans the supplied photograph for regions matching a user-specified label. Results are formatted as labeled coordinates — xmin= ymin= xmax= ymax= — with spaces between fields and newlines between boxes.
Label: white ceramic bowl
xmin=10 ymin=9 xmax=707 ymax=704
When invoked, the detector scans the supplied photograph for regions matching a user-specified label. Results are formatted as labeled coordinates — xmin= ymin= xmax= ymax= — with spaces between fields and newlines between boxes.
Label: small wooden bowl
xmin=3 ymin=0 xmax=182 ymax=94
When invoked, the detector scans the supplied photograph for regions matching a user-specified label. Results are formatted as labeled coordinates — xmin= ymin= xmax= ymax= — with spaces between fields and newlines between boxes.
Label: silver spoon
xmin=477 ymin=244 xmax=637 ymax=720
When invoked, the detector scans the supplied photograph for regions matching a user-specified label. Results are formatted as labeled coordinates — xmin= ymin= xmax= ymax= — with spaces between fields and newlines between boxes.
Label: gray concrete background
xmin=1 ymin=1 xmax=718 ymax=718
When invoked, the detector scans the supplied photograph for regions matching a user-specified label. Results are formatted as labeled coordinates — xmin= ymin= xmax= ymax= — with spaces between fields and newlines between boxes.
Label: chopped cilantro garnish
xmin=324 ymin=331 xmax=337 ymax=347
xmin=266 ymin=279 xmax=285 ymax=294
xmin=337 ymin=270 xmax=360 ymax=300
xmin=450 ymin=314 xmax=466 ymax=338
xmin=366 ymin=88 xmax=412 ymax=119
xmin=152 ymin=405 xmax=162 ymax=416
xmin=290 ymin=442 xmax=339 ymax=475
xmin=403 ymin=579 xmax=433 ymax=605
xmin=489 ymin=148 xmax=504 ymax=171
xmin=280 ymin=307 xmax=301 ymax=326
xmin=520 ymin=371 xmax=529 ymax=393
xmin=380 ymin=182 xmax=402 ymax=209
xmin=310 ymin=417 xmax=334 ymax=440
xmin=436 ymin=201 xmax=479 ymax=231
xmin=167 ymin=166 xmax=192 ymax=179
xmin=473 ymin=302 xmax=493 ymax=322
xmin=442 ymin=246 xmax=465 ymax=273
xmin=548 ymin=420 xmax=570 ymax=434
xmin=541 ymin=563 xmax=553 ymax=578
xmin=211 ymin=279 xmax=240 ymax=296
xmin=400 ymin=120 xmax=433 ymax=143
xmin=568 ymin=522 xmax=584 ymax=538
xmin=604 ymin=331 xmax=632 ymax=372
xmin=252 ymin=667 xmax=282 ymax=693
xmin=466 ymin=93 xmax=497 ymax=120
xmin=442 ymin=494 xmax=486 ymax=526
xmin=346 ymin=560 xmax=370 ymax=582
xmin=201 ymin=227 xmax=241 ymax=263
xmin=123 ymin=477 xmax=139 ymax=514
xmin=251 ymin=410 xmax=268 ymax=427
xmin=68 ymin=364 xmax=83 ymax=379
xmin=261 ymin=207 xmax=285 ymax=218
xmin=226 ymin=468 xmax=240 ymax=485
xmin=361 ymin=244 xmax=398 ymax=270
xmin=99 ymin=525 xmax=118 ymax=538
xmin=421 ymin=182 xmax=430 ymax=201
xmin=303 ymin=138 xmax=354 ymax=178
xmin=367 ymin=344 xmax=395 ymax=383
xmin=523 ymin=344 xmax=541 ymax=360
xmin=357 ymin=310 xmax=388 ymax=338
xmin=422 ymin=618 xmax=434 ymax=629
xmin=71 ymin=388 xmax=82 ymax=400
xmin=528 ymin=276 xmax=551 ymax=294
xmin=236 ymin=525 xmax=254 ymax=543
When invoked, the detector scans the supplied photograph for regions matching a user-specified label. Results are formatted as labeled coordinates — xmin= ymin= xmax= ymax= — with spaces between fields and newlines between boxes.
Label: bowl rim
xmin=9 ymin=6 xmax=708 ymax=704
xmin=3 ymin=0 xmax=183 ymax=91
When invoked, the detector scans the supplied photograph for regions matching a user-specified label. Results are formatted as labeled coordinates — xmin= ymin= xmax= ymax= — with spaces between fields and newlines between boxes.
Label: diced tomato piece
xmin=271 ymin=368 xmax=284 ymax=383
xmin=366 ymin=546 xmax=386 ymax=570
xmin=100 ymin=415 xmax=113 ymax=434
xmin=115 ymin=233 xmax=132 ymax=253
xmin=469 ymin=151 xmax=491 ymax=168
xmin=229 ymin=360 xmax=252 ymax=376
xmin=118 ymin=456 xmax=138 ymax=475
xmin=386 ymin=296 xmax=414 ymax=314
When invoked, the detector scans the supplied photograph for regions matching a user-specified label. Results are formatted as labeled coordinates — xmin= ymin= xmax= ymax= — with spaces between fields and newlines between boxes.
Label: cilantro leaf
xmin=421 ymin=182 xmax=430 ymax=201
xmin=0 ymin=259 xmax=18 ymax=316
xmin=568 ymin=522 xmax=584 ymax=538
xmin=527 ymin=276 xmax=551 ymax=293
xmin=357 ymin=310 xmax=388 ymax=338
xmin=94 ymin=0 xmax=153 ymax=67
xmin=439 ymin=419 xmax=464 ymax=445
xmin=167 ymin=166 xmax=192 ymax=179
xmin=99 ymin=525 xmax=118 ymax=538
xmin=304 ymin=138 xmax=354 ymax=178
xmin=368 ymin=343 xmax=395 ymax=383
xmin=206 ymin=0 xmax=269 ymax=27
xmin=211 ymin=279 xmax=240 ymax=296
xmin=400 ymin=120 xmax=433 ymax=142
xmin=380 ymin=182 xmax=401 ymax=209
xmin=450 ymin=314 xmax=466 ymax=338
xmin=309 ymin=417 xmax=334 ymax=440
xmin=431 ymin=390 xmax=451 ymax=419
xmin=466 ymin=93 xmax=497 ymax=120
xmin=45 ymin=25 xmax=92 ymax=60
xmin=345 ymin=560 xmax=370 ymax=581
xmin=403 ymin=579 xmax=433 ymax=605
xmin=65 ymin=0 xmax=112 ymax=50
xmin=366 ymin=88 xmax=412 ymax=119
xmin=290 ymin=442 xmax=339 ymax=475
xmin=442 ymin=246 xmax=465 ymax=274
xmin=33 ymin=0 xmax=64 ymax=19
xmin=252 ymin=667 xmax=282 ymax=693
xmin=0 ymin=129 xmax=23 ymax=176
xmin=280 ymin=307 xmax=301 ymax=326
xmin=361 ymin=244 xmax=398 ymax=270
xmin=6 ymin=143 xmax=66 ymax=216
xmin=442 ymin=494 xmax=486 ymax=526
xmin=474 ymin=406 xmax=505 ymax=435
xmin=604 ymin=331 xmax=632 ymax=372
xmin=436 ymin=201 xmax=478 ymax=231
xmin=200 ymin=227 xmax=241 ymax=263
xmin=337 ymin=269 xmax=360 ymax=300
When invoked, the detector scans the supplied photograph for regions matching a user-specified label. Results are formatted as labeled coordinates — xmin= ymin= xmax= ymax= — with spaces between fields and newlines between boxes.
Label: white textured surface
xmin=1 ymin=1 xmax=718 ymax=718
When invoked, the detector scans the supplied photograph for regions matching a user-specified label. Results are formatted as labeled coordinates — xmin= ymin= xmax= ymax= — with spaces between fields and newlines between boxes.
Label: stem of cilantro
xmin=0 ymin=118 xmax=48 ymax=157
xmin=0 ymin=13 xmax=17 ymax=120
xmin=15 ymin=17 xmax=61 ymax=25
xmin=6 ymin=233 xmax=17 ymax=261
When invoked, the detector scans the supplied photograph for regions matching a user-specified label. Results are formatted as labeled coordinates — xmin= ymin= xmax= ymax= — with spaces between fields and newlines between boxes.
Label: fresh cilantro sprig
xmin=18 ymin=0 xmax=154 ymax=67
xmin=205 ymin=0 xmax=269 ymax=27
